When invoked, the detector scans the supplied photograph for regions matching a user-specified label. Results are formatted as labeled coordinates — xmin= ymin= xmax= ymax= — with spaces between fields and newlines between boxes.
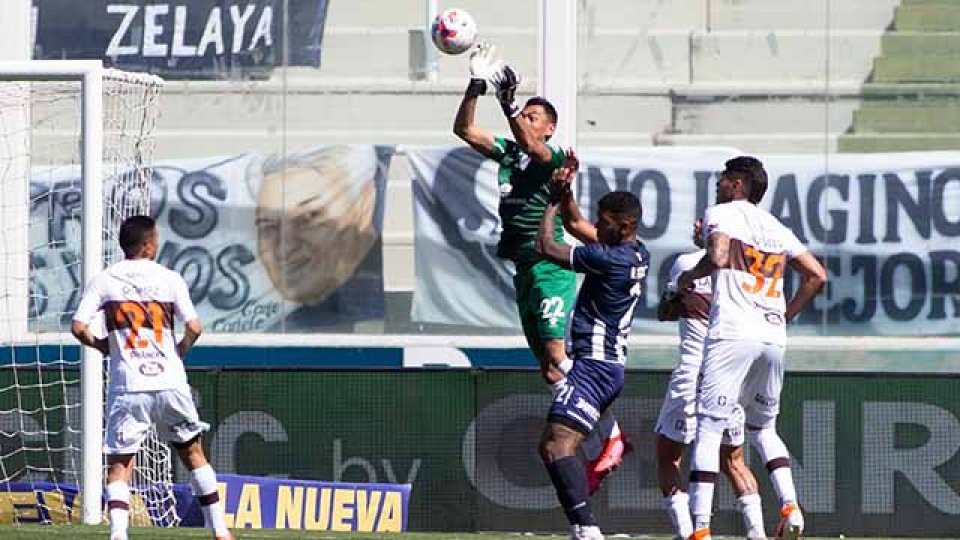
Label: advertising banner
xmin=28 ymin=144 xmax=391 ymax=333
xmin=176 ymin=369 xmax=960 ymax=536
xmin=33 ymin=0 xmax=330 ymax=78
xmin=215 ymin=474 xmax=409 ymax=532
xmin=409 ymin=147 xmax=960 ymax=336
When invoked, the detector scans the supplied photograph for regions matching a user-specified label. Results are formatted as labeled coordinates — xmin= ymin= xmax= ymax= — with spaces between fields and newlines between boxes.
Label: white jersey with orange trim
xmin=667 ymin=249 xmax=712 ymax=345
xmin=702 ymin=200 xmax=807 ymax=346
xmin=73 ymin=258 xmax=197 ymax=393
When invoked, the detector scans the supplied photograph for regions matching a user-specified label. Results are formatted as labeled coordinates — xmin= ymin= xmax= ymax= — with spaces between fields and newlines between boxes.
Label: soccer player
xmin=453 ymin=43 xmax=628 ymax=488
xmin=70 ymin=216 xmax=232 ymax=540
xmin=655 ymin=159 xmax=770 ymax=539
xmin=534 ymin=154 xmax=649 ymax=540
xmin=678 ymin=157 xmax=827 ymax=540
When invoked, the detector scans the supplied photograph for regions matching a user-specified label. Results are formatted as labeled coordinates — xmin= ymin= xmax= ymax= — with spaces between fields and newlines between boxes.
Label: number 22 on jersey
xmin=741 ymin=246 xmax=784 ymax=298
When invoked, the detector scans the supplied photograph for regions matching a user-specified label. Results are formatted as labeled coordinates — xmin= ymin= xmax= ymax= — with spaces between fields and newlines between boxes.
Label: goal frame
xmin=0 ymin=59 xmax=149 ymax=525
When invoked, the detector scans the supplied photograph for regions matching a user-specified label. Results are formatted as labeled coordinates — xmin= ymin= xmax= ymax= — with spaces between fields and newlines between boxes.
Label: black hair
xmin=524 ymin=96 xmax=558 ymax=125
xmin=724 ymin=156 xmax=767 ymax=202
xmin=597 ymin=191 xmax=641 ymax=223
xmin=119 ymin=215 xmax=156 ymax=257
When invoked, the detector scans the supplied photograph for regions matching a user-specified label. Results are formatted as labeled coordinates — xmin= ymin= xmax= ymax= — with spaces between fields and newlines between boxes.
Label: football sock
xmin=737 ymin=493 xmax=766 ymax=538
xmin=689 ymin=416 xmax=725 ymax=530
xmin=546 ymin=456 xmax=598 ymax=526
xmin=769 ymin=466 xmax=798 ymax=506
xmin=664 ymin=492 xmax=693 ymax=538
xmin=106 ymin=481 xmax=130 ymax=540
xmin=190 ymin=464 xmax=230 ymax=536
xmin=748 ymin=426 xmax=798 ymax=505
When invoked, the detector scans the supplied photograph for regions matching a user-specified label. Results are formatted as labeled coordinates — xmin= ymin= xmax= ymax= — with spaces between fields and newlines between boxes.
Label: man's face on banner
xmin=255 ymin=147 xmax=377 ymax=306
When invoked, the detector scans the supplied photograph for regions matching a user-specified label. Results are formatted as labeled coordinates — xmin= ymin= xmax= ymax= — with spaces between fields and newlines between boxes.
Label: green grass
xmin=0 ymin=527 xmax=922 ymax=540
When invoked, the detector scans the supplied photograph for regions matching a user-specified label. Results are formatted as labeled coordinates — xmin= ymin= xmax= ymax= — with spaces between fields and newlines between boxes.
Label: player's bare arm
xmin=678 ymin=233 xmax=727 ymax=290
xmin=176 ymin=318 xmax=203 ymax=359
xmin=452 ymin=43 xmax=499 ymax=157
xmin=507 ymin=106 xmax=554 ymax=163
xmin=657 ymin=290 xmax=682 ymax=321
xmin=70 ymin=320 xmax=109 ymax=356
xmin=489 ymin=64 xmax=555 ymax=164
xmin=535 ymin=201 xmax=573 ymax=269
xmin=785 ymin=251 xmax=827 ymax=322
xmin=553 ymin=150 xmax=598 ymax=243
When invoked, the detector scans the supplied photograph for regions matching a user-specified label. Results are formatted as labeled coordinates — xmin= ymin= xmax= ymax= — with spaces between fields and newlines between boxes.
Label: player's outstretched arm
xmin=535 ymin=201 xmax=573 ymax=269
xmin=657 ymin=290 xmax=682 ymax=322
xmin=553 ymin=150 xmax=598 ymax=243
xmin=453 ymin=43 xmax=498 ymax=158
xmin=177 ymin=319 xmax=202 ymax=359
xmin=70 ymin=321 xmax=109 ymax=356
xmin=491 ymin=66 xmax=554 ymax=164
xmin=785 ymin=251 xmax=827 ymax=322
xmin=678 ymin=233 xmax=726 ymax=290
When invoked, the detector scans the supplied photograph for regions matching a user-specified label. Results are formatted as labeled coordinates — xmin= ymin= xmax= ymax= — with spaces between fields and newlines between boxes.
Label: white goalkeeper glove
xmin=465 ymin=42 xmax=502 ymax=97
xmin=491 ymin=64 xmax=521 ymax=118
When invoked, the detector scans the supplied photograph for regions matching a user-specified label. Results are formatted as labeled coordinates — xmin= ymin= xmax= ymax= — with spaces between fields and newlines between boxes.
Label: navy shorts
xmin=547 ymin=359 xmax=624 ymax=435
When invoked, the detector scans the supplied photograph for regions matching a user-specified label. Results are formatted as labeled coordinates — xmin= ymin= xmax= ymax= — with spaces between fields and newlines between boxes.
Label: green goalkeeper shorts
xmin=513 ymin=260 xmax=577 ymax=360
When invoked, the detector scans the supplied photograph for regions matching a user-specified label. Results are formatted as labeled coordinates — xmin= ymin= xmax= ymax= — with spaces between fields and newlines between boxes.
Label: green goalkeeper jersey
xmin=489 ymin=136 xmax=567 ymax=268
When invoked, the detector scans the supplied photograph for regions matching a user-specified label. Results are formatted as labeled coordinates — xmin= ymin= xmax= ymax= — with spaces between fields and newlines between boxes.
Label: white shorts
xmin=104 ymin=388 xmax=210 ymax=455
xmin=696 ymin=337 xmax=785 ymax=430
xmin=654 ymin=339 xmax=745 ymax=446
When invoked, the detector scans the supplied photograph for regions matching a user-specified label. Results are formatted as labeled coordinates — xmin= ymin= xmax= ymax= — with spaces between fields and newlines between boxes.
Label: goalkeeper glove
xmin=491 ymin=64 xmax=521 ymax=117
xmin=466 ymin=42 xmax=501 ymax=98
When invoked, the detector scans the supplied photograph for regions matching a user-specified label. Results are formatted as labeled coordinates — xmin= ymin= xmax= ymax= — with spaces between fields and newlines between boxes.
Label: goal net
xmin=0 ymin=63 xmax=174 ymax=526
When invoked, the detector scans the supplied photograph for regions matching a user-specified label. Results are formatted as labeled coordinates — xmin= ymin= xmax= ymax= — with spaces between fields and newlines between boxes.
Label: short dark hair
xmin=525 ymin=96 xmax=558 ymax=126
xmin=724 ymin=156 xmax=767 ymax=202
xmin=597 ymin=191 xmax=642 ymax=223
xmin=119 ymin=215 xmax=156 ymax=257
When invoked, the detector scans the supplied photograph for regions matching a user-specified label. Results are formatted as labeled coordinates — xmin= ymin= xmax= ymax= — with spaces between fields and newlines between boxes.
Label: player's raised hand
xmin=550 ymin=149 xmax=578 ymax=202
xmin=491 ymin=64 xmax=521 ymax=116
xmin=468 ymin=42 xmax=502 ymax=87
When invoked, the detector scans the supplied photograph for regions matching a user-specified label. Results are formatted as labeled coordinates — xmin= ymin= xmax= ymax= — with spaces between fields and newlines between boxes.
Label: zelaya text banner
xmin=409 ymin=147 xmax=960 ymax=336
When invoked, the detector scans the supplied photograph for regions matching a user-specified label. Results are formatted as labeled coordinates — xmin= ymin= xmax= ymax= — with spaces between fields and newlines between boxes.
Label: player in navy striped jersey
xmin=533 ymin=152 xmax=649 ymax=540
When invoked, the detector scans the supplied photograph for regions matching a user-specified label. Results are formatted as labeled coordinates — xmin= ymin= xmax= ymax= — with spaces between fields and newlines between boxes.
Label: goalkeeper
xmin=452 ymin=43 xmax=628 ymax=491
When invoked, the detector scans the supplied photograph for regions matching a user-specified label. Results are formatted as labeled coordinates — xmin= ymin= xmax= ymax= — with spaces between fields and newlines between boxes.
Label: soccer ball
xmin=430 ymin=8 xmax=478 ymax=55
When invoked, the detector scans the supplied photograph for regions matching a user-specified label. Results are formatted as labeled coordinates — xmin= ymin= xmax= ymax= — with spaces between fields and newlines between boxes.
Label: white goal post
xmin=0 ymin=60 xmax=165 ymax=526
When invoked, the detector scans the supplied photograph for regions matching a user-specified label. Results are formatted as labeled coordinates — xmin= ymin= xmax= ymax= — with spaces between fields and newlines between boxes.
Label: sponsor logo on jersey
xmin=574 ymin=397 xmax=600 ymax=422
xmin=764 ymin=311 xmax=784 ymax=325
xmin=754 ymin=393 xmax=778 ymax=407
xmin=139 ymin=361 xmax=165 ymax=376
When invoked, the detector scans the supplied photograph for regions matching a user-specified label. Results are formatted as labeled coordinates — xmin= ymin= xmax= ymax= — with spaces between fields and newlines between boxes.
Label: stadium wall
xmin=5 ymin=358 xmax=954 ymax=536
xmin=184 ymin=367 xmax=960 ymax=536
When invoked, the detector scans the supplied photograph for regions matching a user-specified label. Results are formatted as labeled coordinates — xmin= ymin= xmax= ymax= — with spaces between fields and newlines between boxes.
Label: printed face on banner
xmin=254 ymin=147 xmax=379 ymax=306
xmin=28 ymin=145 xmax=389 ymax=334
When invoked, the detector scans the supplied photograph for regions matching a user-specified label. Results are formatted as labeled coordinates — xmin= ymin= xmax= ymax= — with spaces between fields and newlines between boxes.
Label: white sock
xmin=689 ymin=418 xmax=724 ymax=530
xmin=665 ymin=492 xmax=693 ymax=538
xmin=689 ymin=481 xmax=715 ymax=530
xmin=558 ymin=358 xmax=573 ymax=374
xmin=190 ymin=464 xmax=229 ymax=537
xmin=106 ymin=481 xmax=130 ymax=540
xmin=607 ymin=419 xmax=621 ymax=439
xmin=738 ymin=493 xmax=765 ymax=538
xmin=770 ymin=467 xmax=798 ymax=506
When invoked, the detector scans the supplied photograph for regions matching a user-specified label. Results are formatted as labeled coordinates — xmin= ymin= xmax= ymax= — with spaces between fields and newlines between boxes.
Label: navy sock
xmin=581 ymin=413 xmax=616 ymax=461
xmin=546 ymin=456 xmax=598 ymax=526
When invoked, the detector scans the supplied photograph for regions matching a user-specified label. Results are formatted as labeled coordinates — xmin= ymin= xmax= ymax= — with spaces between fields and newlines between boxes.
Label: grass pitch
xmin=0 ymin=526 xmax=919 ymax=540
